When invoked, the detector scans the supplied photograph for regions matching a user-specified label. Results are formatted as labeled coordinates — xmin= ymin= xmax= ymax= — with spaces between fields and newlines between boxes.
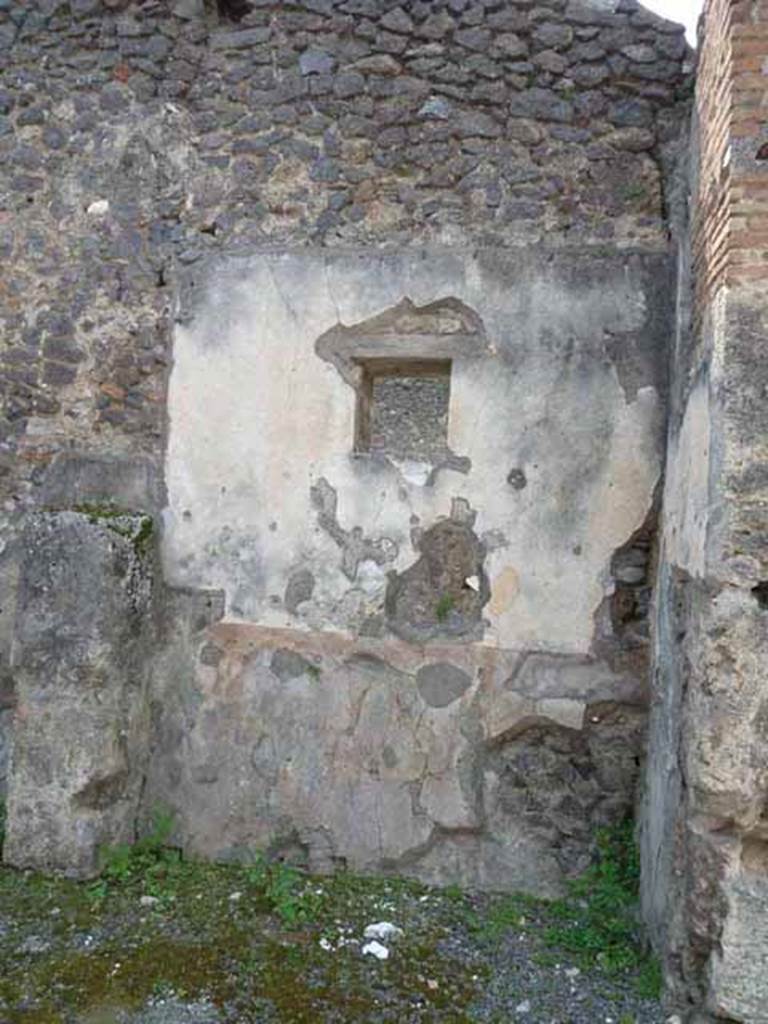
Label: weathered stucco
xmin=147 ymin=244 xmax=670 ymax=891
xmin=143 ymin=621 xmax=648 ymax=893
xmin=165 ymin=248 xmax=667 ymax=653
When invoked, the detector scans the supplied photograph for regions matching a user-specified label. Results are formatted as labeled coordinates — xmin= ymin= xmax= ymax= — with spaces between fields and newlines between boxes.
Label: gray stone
xmin=172 ymin=0 xmax=204 ymax=17
xmin=333 ymin=71 xmax=366 ymax=98
xmin=533 ymin=49 xmax=568 ymax=74
xmin=418 ymin=95 xmax=453 ymax=120
xmin=352 ymin=54 xmax=401 ymax=75
xmin=564 ymin=1 xmax=620 ymax=27
xmin=3 ymin=511 xmax=154 ymax=877
xmin=509 ymin=87 xmax=574 ymax=123
xmin=299 ymin=49 xmax=335 ymax=76
xmin=532 ymin=22 xmax=574 ymax=51
xmin=416 ymin=662 xmax=472 ymax=708
xmin=380 ymin=7 xmax=413 ymax=34
xmin=493 ymin=33 xmax=527 ymax=59
xmin=621 ymin=43 xmax=658 ymax=63
xmin=608 ymin=97 xmax=653 ymax=127
xmin=416 ymin=11 xmax=455 ymax=39
xmin=270 ymin=648 xmax=317 ymax=682
xmin=455 ymin=27 xmax=491 ymax=51
xmin=605 ymin=127 xmax=655 ymax=152
xmin=210 ymin=28 xmax=271 ymax=50
xmin=570 ymin=61 xmax=610 ymax=86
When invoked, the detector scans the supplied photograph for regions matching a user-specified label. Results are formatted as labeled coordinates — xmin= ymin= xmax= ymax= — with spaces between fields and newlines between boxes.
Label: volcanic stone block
xmin=3 ymin=510 xmax=154 ymax=877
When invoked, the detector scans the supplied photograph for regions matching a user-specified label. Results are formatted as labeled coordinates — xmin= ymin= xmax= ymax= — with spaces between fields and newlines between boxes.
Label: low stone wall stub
xmin=3 ymin=510 xmax=155 ymax=877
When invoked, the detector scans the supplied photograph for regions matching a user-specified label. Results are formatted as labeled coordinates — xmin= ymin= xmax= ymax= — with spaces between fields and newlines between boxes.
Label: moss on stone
xmin=70 ymin=504 xmax=154 ymax=560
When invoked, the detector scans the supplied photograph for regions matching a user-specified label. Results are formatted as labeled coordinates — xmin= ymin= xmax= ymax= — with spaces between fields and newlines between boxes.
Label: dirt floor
xmin=0 ymin=826 xmax=666 ymax=1024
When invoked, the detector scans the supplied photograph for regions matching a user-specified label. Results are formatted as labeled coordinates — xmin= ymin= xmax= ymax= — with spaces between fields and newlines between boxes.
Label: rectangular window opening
xmin=354 ymin=358 xmax=451 ymax=461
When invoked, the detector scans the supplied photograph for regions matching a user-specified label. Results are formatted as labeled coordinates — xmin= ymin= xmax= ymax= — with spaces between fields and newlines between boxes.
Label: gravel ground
xmin=0 ymin=861 xmax=667 ymax=1024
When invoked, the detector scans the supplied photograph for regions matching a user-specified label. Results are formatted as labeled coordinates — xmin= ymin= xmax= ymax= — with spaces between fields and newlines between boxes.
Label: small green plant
xmin=473 ymin=821 xmax=661 ymax=997
xmin=435 ymin=594 xmax=455 ymax=622
xmin=636 ymin=956 xmax=663 ymax=999
xmin=543 ymin=821 xmax=659 ymax=990
xmin=246 ymin=855 xmax=324 ymax=926
xmin=99 ymin=806 xmax=179 ymax=888
xmin=473 ymin=892 xmax=538 ymax=941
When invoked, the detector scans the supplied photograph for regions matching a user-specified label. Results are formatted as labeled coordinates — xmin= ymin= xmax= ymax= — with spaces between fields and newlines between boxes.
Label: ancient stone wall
xmin=0 ymin=0 xmax=691 ymax=893
xmin=641 ymin=0 xmax=768 ymax=1020
xmin=151 ymin=245 xmax=668 ymax=888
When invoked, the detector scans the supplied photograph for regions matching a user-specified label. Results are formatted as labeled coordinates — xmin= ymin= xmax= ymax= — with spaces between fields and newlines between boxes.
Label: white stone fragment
xmin=465 ymin=575 xmax=480 ymax=592
xmin=139 ymin=895 xmax=159 ymax=907
xmin=228 ymin=891 xmax=242 ymax=901
xmin=363 ymin=921 xmax=403 ymax=942
xmin=319 ymin=937 xmax=333 ymax=951
xmin=515 ymin=1000 xmax=531 ymax=1014
xmin=361 ymin=940 xmax=390 ymax=960
xmin=87 ymin=199 xmax=110 ymax=217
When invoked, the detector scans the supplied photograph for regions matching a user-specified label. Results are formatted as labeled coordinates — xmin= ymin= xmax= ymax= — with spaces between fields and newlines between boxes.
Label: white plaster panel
xmin=165 ymin=250 xmax=664 ymax=654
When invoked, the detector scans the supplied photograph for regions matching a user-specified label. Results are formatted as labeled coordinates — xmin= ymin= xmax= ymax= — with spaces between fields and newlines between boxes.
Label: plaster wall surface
xmin=152 ymin=245 xmax=670 ymax=890
xmin=165 ymin=248 xmax=666 ymax=653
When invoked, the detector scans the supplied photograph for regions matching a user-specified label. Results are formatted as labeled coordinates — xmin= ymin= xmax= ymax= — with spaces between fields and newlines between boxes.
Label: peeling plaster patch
xmin=310 ymin=476 xmax=397 ymax=581
xmin=165 ymin=250 xmax=667 ymax=651
xmin=385 ymin=501 xmax=490 ymax=643
xmin=416 ymin=663 xmax=473 ymax=708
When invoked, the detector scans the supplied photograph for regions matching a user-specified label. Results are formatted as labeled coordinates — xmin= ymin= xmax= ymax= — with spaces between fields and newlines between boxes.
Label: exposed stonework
xmin=385 ymin=500 xmax=490 ymax=643
xmin=0 ymin=0 xmax=691 ymax=604
xmin=641 ymin=0 xmax=768 ymax=1020
xmin=11 ymin=4 xmax=767 ymax=1015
